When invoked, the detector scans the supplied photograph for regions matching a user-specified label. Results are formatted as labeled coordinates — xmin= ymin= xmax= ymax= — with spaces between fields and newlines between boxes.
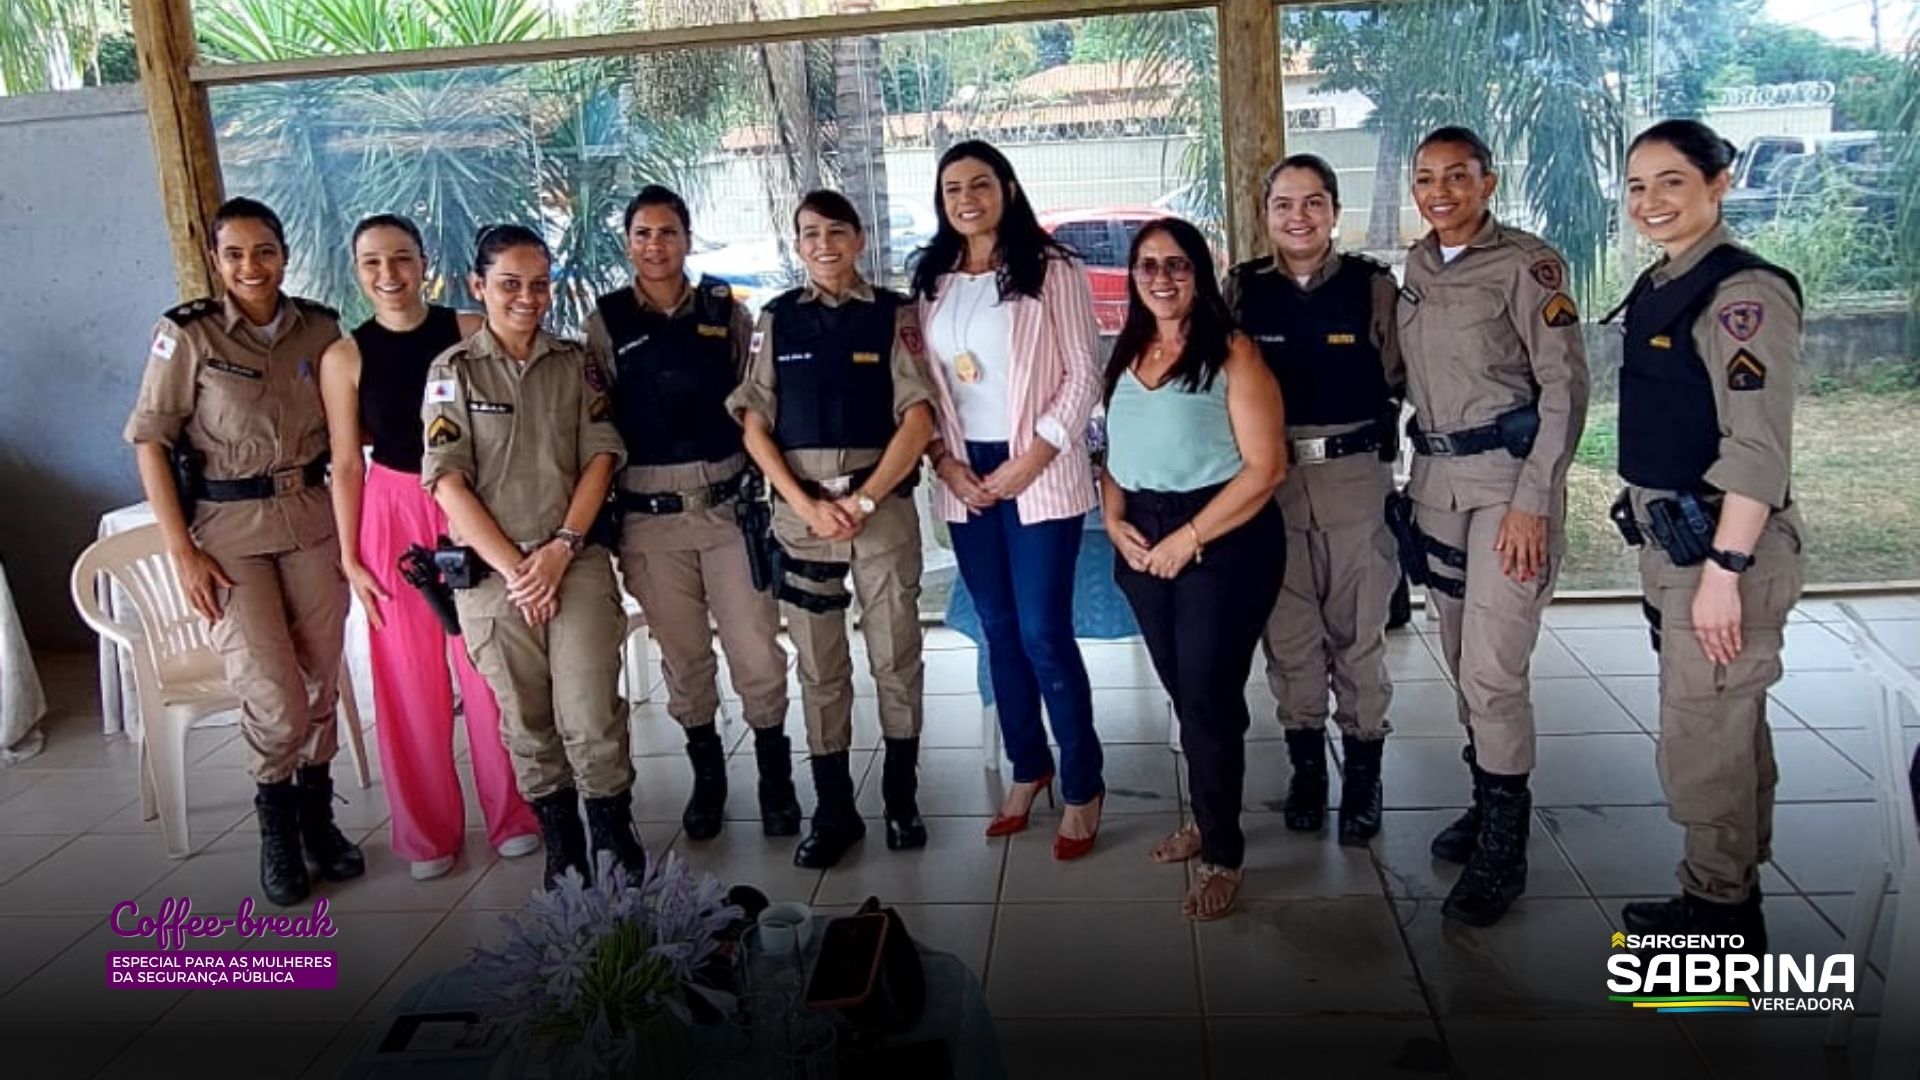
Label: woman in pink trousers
xmin=319 ymin=214 xmax=541 ymax=879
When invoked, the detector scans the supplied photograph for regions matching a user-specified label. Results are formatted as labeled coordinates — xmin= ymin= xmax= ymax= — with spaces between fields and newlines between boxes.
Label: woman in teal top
xmin=1101 ymin=217 xmax=1288 ymax=921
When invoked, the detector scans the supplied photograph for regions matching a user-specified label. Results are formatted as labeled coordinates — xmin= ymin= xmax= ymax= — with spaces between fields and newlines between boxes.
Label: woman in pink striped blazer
xmin=910 ymin=140 xmax=1107 ymax=860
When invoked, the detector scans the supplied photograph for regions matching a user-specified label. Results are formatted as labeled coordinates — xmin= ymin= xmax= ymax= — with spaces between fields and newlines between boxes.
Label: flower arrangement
xmin=463 ymin=852 xmax=741 ymax=1078
xmin=1084 ymin=411 xmax=1109 ymax=473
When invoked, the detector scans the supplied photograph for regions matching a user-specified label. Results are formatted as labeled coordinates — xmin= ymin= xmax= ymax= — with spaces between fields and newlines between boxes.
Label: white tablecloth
xmin=94 ymin=502 xmax=373 ymax=738
xmin=0 ymin=558 xmax=48 ymax=760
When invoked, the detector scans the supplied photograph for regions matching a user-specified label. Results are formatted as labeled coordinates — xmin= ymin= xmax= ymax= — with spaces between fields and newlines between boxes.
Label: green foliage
xmin=1896 ymin=30 xmax=1920 ymax=350
xmin=87 ymin=32 xmax=135 ymax=86
xmin=1742 ymin=170 xmax=1902 ymax=310
xmin=1106 ymin=12 xmax=1223 ymax=238
xmin=0 ymin=0 xmax=124 ymax=94
xmin=1725 ymin=21 xmax=1905 ymax=129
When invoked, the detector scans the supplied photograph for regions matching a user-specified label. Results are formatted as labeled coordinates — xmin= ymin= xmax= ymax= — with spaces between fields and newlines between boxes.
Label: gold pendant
xmin=954 ymin=350 xmax=982 ymax=384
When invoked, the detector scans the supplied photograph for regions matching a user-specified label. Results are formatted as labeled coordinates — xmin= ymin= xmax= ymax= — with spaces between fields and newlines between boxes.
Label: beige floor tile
xmin=1532 ymin=733 xmax=1666 ymax=807
xmin=1233 ymin=812 xmax=1384 ymax=899
xmin=1000 ymin=811 xmax=1186 ymax=903
xmin=0 ymin=914 xmax=99 ymax=997
xmin=1603 ymin=674 xmax=1661 ymax=732
xmin=0 ymin=767 xmax=139 ymax=837
xmin=10 ymin=723 xmax=144 ymax=774
xmin=814 ymin=816 xmax=1005 ymax=906
xmin=1783 ymin=620 xmax=1860 ymax=671
xmin=1771 ymin=670 xmax=1882 ymax=730
xmin=987 ymin=902 xmax=1199 ymax=1017
xmin=96 ymin=1020 xmax=347 ymax=1079
xmin=159 ymin=911 xmax=442 ymax=1024
xmin=1545 ymin=602 xmax=1651 ymax=630
xmin=1533 ymin=676 xmax=1643 ymax=734
xmin=0 ymin=1022 xmax=147 ymax=1078
xmin=1084 ymin=744 xmax=1181 ymax=816
xmin=1557 ymin=627 xmax=1663 ymax=677
xmin=1378 ymin=735 xmax=1477 ymax=810
xmin=1771 ymin=730 xmax=1876 ymax=802
xmin=0 ymin=920 xmax=189 ymax=1022
xmin=667 ymin=823 xmax=823 ymax=907
xmin=1080 ymin=641 xmax=1162 ymax=691
xmin=0 ymin=833 xmax=69 ymax=887
xmin=1384 ymin=678 xmax=1467 ymax=737
xmin=1395 ymin=895 xmax=1616 ymax=1017
xmin=0 ymin=768 xmax=49 ymax=804
xmin=90 ymin=766 xmax=257 ymax=849
xmin=1197 ymin=897 xmax=1425 ymax=1017
xmin=1378 ymin=808 xmax=1587 ymax=900
xmin=917 ymin=692 xmax=994 ymax=749
xmin=997 ymin=1017 xmax=1204 ymax=1080
xmin=1439 ymin=1016 xmax=1710 ymax=1079
xmin=1086 ymin=688 xmax=1175 ymax=746
xmin=1210 ymin=1016 xmax=1449 ymax=1079
xmin=1385 ymin=633 xmax=1447 ymax=682
xmin=322 ymin=828 xmax=497 ymax=913
xmin=0 ymin=833 xmax=181 ymax=915
xmin=1770 ymin=802 xmax=1884 ymax=894
xmin=1531 ymin=631 xmax=1588 ymax=678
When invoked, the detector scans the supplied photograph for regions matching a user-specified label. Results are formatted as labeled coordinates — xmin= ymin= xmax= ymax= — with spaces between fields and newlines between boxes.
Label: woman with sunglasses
xmin=1103 ymin=218 xmax=1287 ymax=921
xmin=911 ymin=139 xmax=1106 ymax=859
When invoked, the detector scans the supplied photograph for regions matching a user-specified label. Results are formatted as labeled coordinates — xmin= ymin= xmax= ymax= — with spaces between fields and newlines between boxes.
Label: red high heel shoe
xmin=1052 ymin=793 xmax=1104 ymax=861
xmin=985 ymin=773 xmax=1055 ymax=838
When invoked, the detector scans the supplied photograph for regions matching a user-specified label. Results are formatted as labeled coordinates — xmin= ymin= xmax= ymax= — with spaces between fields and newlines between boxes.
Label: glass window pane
xmin=1281 ymin=1 xmax=1919 ymax=589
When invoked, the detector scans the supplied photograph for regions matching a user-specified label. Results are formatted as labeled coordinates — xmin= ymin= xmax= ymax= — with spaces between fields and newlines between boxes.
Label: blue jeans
xmin=949 ymin=441 xmax=1102 ymax=805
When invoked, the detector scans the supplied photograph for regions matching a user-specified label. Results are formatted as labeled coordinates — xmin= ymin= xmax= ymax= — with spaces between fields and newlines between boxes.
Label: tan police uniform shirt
xmin=123 ymin=293 xmax=343 ymax=560
xmin=1230 ymin=247 xmax=1405 ymax=532
xmin=419 ymin=328 xmax=625 ymax=546
xmin=1399 ymin=215 xmax=1590 ymax=517
xmin=583 ymin=279 xmax=755 ymax=552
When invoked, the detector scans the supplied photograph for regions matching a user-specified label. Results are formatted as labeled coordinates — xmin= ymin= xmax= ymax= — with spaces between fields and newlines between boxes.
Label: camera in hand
xmin=431 ymin=537 xmax=488 ymax=590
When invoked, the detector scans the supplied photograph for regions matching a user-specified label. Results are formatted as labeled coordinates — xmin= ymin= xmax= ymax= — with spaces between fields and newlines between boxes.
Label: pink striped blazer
xmin=918 ymin=254 xmax=1103 ymax=525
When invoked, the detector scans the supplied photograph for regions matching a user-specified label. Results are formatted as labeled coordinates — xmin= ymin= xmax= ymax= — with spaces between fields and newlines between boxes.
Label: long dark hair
xmin=1101 ymin=218 xmax=1234 ymax=403
xmin=908 ymin=139 xmax=1073 ymax=303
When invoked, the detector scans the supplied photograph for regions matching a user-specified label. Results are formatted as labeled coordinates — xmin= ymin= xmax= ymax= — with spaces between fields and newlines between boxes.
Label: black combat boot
xmin=1622 ymin=889 xmax=1768 ymax=954
xmin=753 ymin=726 xmax=803 ymax=837
xmin=530 ymin=787 xmax=590 ymax=890
xmin=681 ymin=723 xmax=728 ymax=841
xmin=255 ymin=779 xmax=311 ymax=907
xmin=1282 ymin=729 xmax=1329 ymax=833
xmin=794 ymin=752 xmax=866 ymax=869
xmin=1429 ymin=743 xmax=1486 ymax=864
xmin=584 ymin=789 xmax=650 ymax=886
xmin=1338 ymin=735 xmax=1385 ymax=846
xmin=1441 ymin=771 xmax=1530 ymax=927
xmin=294 ymin=763 xmax=365 ymax=882
xmin=881 ymin=736 xmax=929 ymax=851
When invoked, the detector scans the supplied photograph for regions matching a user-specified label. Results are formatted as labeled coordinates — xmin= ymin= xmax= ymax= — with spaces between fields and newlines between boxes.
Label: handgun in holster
xmin=1377 ymin=403 xmax=1403 ymax=464
xmin=587 ymin=497 xmax=620 ymax=551
xmin=1644 ymin=494 xmax=1715 ymax=567
xmin=734 ymin=469 xmax=776 ymax=593
xmin=398 ymin=544 xmax=462 ymax=636
xmin=1609 ymin=490 xmax=1645 ymax=548
xmin=1494 ymin=404 xmax=1540 ymax=458
xmin=431 ymin=536 xmax=489 ymax=590
xmin=169 ymin=442 xmax=205 ymax=521
xmin=1384 ymin=490 xmax=1430 ymax=587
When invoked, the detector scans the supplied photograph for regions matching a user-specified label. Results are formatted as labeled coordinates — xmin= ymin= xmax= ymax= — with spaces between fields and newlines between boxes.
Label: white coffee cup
xmin=756 ymin=902 xmax=814 ymax=957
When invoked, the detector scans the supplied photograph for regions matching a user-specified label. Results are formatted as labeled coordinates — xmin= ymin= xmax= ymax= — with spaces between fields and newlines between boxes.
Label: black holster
xmin=398 ymin=544 xmax=462 ymax=636
xmin=587 ymin=498 xmax=620 ymax=551
xmin=169 ymin=442 xmax=204 ymax=521
xmin=1645 ymin=492 xmax=1717 ymax=568
xmin=734 ymin=470 xmax=774 ymax=593
xmin=431 ymin=537 xmax=489 ymax=590
xmin=1495 ymin=404 xmax=1540 ymax=458
xmin=1384 ymin=490 xmax=1466 ymax=598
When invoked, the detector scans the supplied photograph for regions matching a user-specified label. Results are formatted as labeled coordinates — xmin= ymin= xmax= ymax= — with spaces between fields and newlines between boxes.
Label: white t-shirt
xmin=927 ymin=271 xmax=1014 ymax=442
xmin=1440 ymin=244 xmax=1467 ymax=264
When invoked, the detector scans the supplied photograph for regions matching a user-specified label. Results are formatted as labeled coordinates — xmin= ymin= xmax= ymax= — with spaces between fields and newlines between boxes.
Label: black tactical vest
xmin=1232 ymin=254 xmax=1393 ymax=426
xmin=598 ymin=276 xmax=743 ymax=466
xmin=766 ymin=286 xmax=902 ymax=451
xmin=1617 ymin=245 xmax=1801 ymax=491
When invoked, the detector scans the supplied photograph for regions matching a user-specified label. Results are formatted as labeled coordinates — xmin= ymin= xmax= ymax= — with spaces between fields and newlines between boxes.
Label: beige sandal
xmin=1184 ymin=863 xmax=1243 ymax=922
xmin=1149 ymin=823 xmax=1202 ymax=864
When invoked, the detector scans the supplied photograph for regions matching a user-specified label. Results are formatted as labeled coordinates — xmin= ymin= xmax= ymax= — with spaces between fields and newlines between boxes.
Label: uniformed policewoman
xmin=1226 ymin=154 xmax=1403 ymax=847
xmin=728 ymin=190 xmax=939 ymax=870
xmin=1398 ymin=127 xmax=1590 ymax=928
xmin=585 ymin=185 xmax=798 ymax=845
xmin=1610 ymin=120 xmax=1805 ymax=951
xmin=421 ymin=224 xmax=642 ymax=890
xmin=124 ymin=196 xmax=362 ymax=907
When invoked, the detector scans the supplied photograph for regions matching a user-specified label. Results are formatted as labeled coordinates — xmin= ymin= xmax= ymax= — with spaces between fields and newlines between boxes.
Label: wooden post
xmin=131 ymin=0 xmax=223 ymax=299
xmin=1217 ymin=0 xmax=1283 ymax=264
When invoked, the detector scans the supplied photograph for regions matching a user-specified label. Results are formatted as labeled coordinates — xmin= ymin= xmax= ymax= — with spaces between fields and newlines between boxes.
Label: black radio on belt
xmin=432 ymin=536 xmax=489 ymax=590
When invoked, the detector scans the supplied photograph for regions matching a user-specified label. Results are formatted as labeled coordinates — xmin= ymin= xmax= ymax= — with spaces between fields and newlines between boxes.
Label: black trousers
xmin=1115 ymin=485 xmax=1286 ymax=869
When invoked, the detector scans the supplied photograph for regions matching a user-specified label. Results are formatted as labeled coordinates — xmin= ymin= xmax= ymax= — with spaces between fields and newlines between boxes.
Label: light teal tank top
xmin=1105 ymin=367 xmax=1242 ymax=492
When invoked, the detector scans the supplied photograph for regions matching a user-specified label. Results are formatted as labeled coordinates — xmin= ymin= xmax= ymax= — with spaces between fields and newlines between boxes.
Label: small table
xmin=0 ymin=558 xmax=48 ymax=760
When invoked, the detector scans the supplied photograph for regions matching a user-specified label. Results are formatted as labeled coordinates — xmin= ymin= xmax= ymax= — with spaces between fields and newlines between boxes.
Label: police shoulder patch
xmin=1727 ymin=350 xmax=1766 ymax=391
xmin=425 ymin=377 xmax=458 ymax=404
xmin=1346 ymin=252 xmax=1391 ymax=275
xmin=749 ymin=330 xmax=765 ymax=356
xmin=1529 ymin=259 xmax=1565 ymax=292
xmin=426 ymin=415 xmax=463 ymax=447
xmin=1717 ymin=300 xmax=1764 ymax=342
xmin=149 ymin=331 xmax=178 ymax=361
xmin=899 ymin=324 xmax=925 ymax=359
xmin=583 ymin=362 xmax=609 ymax=394
xmin=1541 ymin=293 xmax=1579 ymax=328
xmin=163 ymin=298 xmax=217 ymax=326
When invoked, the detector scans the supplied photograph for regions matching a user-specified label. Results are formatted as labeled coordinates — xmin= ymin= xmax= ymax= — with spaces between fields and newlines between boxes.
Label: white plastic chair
xmin=1824 ymin=603 xmax=1920 ymax=1078
xmin=620 ymin=591 xmax=652 ymax=705
xmin=69 ymin=525 xmax=370 ymax=858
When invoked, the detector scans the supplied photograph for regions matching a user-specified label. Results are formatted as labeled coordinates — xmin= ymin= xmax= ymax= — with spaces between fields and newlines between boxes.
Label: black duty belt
xmin=1291 ymin=427 xmax=1387 ymax=465
xmin=617 ymin=471 xmax=746 ymax=516
xmin=786 ymin=464 xmax=919 ymax=504
xmin=1408 ymin=421 xmax=1506 ymax=458
xmin=197 ymin=457 xmax=328 ymax=502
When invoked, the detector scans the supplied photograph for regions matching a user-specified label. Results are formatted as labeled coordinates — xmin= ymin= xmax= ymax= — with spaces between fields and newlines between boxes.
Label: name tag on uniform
xmin=1325 ymin=333 xmax=1357 ymax=346
xmin=697 ymin=324 xmax=729 ymax=338
xmin=851 ymin=351 xmax=881 ymax=365
xmin=205 ymin=358 xmax=262 ymax=380
xmin=1649 ymin=335 xmax=1672 ymax=350
xmin=469 ymin=401 xmax=514 ymax=414
xmin=616 ymin=336 xmax=650 ymax=356
xmin=776 ymin=351 xmax=813 ymax=363
xmin=425 ymin=378 xmax=457 ymax=403
xmin=1254 ymin=333 xmax=1285 ymax=344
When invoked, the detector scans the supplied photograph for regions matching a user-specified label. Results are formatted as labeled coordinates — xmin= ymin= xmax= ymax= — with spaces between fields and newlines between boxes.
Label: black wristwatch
xmin=1706 ymin=548 xmax=1755 ymax=574
xmin=551 ymin=527 xmax=585 ymax=556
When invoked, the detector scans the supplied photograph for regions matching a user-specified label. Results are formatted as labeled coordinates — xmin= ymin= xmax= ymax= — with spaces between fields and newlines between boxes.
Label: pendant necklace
xmin=950 ymin=269 xmax=994 ymax=385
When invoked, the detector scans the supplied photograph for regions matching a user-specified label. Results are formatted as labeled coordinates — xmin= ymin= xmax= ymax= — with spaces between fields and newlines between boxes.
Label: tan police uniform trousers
xmin=456 ymin=552 xmax=632 ymax=800
xmin=1262 ymin=423 xmax=1398 ymax=738
xmin=774 ymin=493 xmax=924 ymax=756
xmin=615 ymin=457 xmax=789 ymax=732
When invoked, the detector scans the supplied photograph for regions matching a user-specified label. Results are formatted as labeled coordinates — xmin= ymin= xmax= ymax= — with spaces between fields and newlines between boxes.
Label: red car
xmin=1040 ymin=206 xmax=1211 ymax=334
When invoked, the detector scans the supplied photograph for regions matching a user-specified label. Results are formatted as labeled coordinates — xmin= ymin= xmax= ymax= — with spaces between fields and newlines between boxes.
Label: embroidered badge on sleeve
xmin=1717 ymin=301 xmax=1763 ymax=342
xmin=1727 ymin=350 xmax=1766 ymax=391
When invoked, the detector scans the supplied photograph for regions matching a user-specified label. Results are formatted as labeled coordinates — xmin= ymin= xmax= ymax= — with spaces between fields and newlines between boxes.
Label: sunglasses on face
xmin=1132 ymin=256 xmax=1195 ymax=282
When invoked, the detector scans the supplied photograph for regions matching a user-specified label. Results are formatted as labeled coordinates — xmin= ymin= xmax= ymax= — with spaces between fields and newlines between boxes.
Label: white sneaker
xmin=496 ymin=834 xmax=541 ymax=859
xmin=410 ymin=855 xmax=457 ymax=881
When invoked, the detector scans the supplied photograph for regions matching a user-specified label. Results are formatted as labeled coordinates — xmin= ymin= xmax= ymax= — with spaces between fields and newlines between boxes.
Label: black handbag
xmin=804 ymin=895 xmax=927 ymax=1035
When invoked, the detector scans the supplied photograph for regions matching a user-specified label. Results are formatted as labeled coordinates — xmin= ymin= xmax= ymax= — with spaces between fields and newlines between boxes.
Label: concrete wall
xmin=0 ymin=85 xmax=175 ymax=649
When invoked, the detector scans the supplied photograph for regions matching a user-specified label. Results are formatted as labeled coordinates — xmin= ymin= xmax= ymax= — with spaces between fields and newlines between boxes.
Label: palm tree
xmin=0 ymin=0 xmax=120 ymax=94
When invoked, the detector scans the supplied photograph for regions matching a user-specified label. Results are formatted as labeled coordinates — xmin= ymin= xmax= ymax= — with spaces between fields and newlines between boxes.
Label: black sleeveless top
xmin=353 ymin=305 xmax=464 ymax=473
